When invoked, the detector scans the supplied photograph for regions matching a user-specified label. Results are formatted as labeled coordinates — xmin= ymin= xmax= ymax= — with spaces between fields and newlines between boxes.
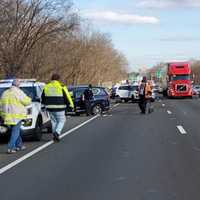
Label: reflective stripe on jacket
xmin=42 ymin=81 xmax=74 ymax=112
xmin=0 ymin=86 xmax=31 ymax=125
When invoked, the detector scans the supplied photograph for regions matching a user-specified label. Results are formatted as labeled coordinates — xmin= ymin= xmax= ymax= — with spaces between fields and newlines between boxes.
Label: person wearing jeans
xmin=42 ymin=73 xmax=74 ymax=142
xmin=49 ymin=111 xmax=66 ymax=136
xmin=0 ymin=79 xmax=31 ymax=153
xmin=8 ymin=121 xmax=23 ymax=151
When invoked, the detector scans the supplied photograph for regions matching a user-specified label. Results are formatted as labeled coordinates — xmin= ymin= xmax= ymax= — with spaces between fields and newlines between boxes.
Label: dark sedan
xmin=68 ymin=86 xmax=110 ymax=115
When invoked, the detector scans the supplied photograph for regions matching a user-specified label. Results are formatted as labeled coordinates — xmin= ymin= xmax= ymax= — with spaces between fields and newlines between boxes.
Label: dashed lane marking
xmin=177 ymin=125 xmax=187 ymax=135
xmin=112 ymin=103 xmax=120 ymax=108
xmin=0 ymin=115 xmax=99 ymax=175
xmin=103 ymin=114 xmax=113 ymax=117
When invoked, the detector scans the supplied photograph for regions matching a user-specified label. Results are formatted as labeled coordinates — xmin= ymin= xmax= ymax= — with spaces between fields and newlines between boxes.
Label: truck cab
xmin=167 ymin=62 xmax=193 ymax=98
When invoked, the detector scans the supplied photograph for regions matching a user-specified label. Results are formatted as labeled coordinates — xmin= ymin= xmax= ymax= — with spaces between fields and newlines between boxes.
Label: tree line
xmin=0 ymin=0 xmax=128 ymax=85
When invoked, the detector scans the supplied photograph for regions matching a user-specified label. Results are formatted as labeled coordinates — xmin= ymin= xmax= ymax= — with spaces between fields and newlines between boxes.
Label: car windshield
xmin=171 ymin=75 xmax=190 ymax=81
xmin=0 ymin=86 xmax=37 ymax=101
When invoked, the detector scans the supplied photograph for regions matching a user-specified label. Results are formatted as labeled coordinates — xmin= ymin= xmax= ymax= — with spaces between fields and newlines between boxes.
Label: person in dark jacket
xmin=82 ymin=84 xmax=94 ymax=116
xmin=41 ymin=74 xmax=74 ymax=142
xmin=138 ymin=77 xmax=152 ymax=114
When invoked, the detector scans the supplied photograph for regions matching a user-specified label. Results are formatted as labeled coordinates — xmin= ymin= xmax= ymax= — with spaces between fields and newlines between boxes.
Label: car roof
xmin=0 ymin=79 xmax=45 ymax=88
xmin=69 ymin=85 xmax=105 ymax=89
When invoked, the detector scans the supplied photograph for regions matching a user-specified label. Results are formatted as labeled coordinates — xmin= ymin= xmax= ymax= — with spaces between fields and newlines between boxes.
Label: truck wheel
xmin=33 ymin=118 xmax=43 ymax=141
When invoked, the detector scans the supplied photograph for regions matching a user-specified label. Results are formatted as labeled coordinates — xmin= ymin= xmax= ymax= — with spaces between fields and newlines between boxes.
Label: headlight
xmin=27 ymin=107 xmax=32 ymax=115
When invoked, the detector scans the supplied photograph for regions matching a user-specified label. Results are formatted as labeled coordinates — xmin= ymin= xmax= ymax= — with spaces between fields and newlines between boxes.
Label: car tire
xmin=124 ymin=99 xmax=129 ymax=103
xmin=33 ymin=118 xmax=43 ymax=141
xmin=131 ymin=95 xmax=135 ymax=103
xmin=75 ymin=112 xmax=80 ymax=116
xmin=92 ymin=104 xmax=103 ymax=115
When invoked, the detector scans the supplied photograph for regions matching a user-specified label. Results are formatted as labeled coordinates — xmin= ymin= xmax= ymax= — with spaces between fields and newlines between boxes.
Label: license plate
xmin=0 ymin=126 xmax=8 ymax=134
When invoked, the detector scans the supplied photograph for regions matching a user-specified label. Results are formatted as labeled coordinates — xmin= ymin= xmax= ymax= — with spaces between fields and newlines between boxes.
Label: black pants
xmin=138 ymin=95 xmax=147 ymax=113
xmin=85 ymin=100 xmax=92 ymax=115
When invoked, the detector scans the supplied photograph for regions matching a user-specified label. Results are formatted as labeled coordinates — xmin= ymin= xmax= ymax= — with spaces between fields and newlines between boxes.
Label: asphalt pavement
xmin=1 ymin=98 xmax=200 ymax=200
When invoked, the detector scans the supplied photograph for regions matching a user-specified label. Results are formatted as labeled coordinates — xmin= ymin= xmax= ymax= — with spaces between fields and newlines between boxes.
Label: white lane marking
xmin=103 ymin=114 xmax=113 ymax=117
xmin=177 ymin=125 xmax=187 ymax=135
xmin=0 ymin=115 xmax=99 ymax=175
xmin=113 ymin=103 xmax=120 ymax=108
xmin=167 ymin=110 xmax=172 ymax=114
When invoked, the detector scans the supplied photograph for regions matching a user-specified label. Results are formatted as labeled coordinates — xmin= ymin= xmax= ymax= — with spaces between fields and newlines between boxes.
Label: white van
xmin=0 ymin=79 xmax=51 ymax=141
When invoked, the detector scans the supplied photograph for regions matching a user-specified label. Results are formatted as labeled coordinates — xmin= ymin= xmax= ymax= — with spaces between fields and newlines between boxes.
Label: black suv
xmin=68 ymin=86 xmax=110 ymax=115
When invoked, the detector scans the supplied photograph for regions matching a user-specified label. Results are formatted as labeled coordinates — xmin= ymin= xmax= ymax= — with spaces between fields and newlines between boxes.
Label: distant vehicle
xmin=162 ymin=62 xmax=193 ymax=98
xmin=115 ymin=85 xmax=130 ymax=102
xmin=129 ymin=85 xmax=139 ymax=103
xmin=115 ymin=84 xmax=139 ymax=103
xmin=193 ymin=85 xmax=200 ymax=96
xmin=68 ymin=85 xmax=110 ymax=115
xmin=0 ymin=79 xmax=51 ymax=141
xmin=152 ymin=84 xmax=160 ymax=100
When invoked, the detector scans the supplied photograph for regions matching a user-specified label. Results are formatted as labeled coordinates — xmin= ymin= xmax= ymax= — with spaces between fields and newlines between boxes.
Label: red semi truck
xmin=163 ymin=62 xmax=193 ymax=98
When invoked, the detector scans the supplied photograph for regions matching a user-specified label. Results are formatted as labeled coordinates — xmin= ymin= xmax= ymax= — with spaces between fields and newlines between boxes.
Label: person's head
xmin=51 ymin=73 xmax=60 ymax=81
xmin=142 ymin=76 xmax=147 ymax=83
xmin=12 ymin=79 xmax=20 ymax=87
xmin=88 ymin=84 xmax=92 ymax=88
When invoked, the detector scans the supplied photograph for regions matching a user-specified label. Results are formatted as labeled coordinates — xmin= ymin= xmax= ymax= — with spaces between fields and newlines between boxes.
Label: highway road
xmin=1 ymin=99 xmax=200 ymax=200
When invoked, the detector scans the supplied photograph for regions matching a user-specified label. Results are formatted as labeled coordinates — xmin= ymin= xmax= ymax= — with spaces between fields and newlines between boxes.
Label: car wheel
xmin=33 ymin=118 xmax=43 ymax=141
xmin=92 ymin=104 xmax=103 ymax=115
xmin=131 ymin=95 xmax=135 ymax=103
xmin=124 ymin=99 xmax=129 ymax=103
xmin=75 ymin=112 xmax=80 ymax=116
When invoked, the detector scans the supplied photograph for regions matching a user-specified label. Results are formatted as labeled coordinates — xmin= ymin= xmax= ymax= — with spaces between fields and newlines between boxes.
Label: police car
xmin=0 ymin=79 xmax=51 ymax=141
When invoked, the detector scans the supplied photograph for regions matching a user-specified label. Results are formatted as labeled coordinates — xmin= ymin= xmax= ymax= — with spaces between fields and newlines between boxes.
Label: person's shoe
xmin=7 ymin=149 xmax=17 ymax=154
xmin=16 ymin=145 xmax=26 ymax=151
xmin=53 ymin=133 xmax=60 ymax=142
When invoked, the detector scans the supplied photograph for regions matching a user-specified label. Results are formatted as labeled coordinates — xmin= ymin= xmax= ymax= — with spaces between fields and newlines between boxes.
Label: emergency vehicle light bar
xmin=0 ymin=79 xmax=37 ymax=83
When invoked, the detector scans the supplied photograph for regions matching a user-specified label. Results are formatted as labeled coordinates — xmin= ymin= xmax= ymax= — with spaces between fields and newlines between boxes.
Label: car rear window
xmin=92 ymin=88 xmax=107 ymax=96
xmin=118 ymin=86 xmax=129 ymax=90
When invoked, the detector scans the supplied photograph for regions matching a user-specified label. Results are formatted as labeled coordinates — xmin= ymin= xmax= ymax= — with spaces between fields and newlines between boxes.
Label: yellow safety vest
xmin=43 ymin=81 xmax=74 ymax=111
xmin=0 ymin=86 xmax=31 ymax=125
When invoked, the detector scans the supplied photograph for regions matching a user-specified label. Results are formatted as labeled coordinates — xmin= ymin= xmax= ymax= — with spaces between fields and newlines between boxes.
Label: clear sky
xmin=73 ymin=0 xmax=200 ymax=71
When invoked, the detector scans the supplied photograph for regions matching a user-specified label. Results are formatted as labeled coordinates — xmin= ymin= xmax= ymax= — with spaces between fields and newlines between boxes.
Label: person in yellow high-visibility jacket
xmin=0 ymin=79 xmax=31 ymax=153
xmin=41 ymin=74 xmax=74 ymax=142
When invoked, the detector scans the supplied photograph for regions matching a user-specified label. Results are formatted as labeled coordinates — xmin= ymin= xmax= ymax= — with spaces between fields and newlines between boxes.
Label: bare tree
xmin=0 ymin=0 xmax=78 ymax=77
